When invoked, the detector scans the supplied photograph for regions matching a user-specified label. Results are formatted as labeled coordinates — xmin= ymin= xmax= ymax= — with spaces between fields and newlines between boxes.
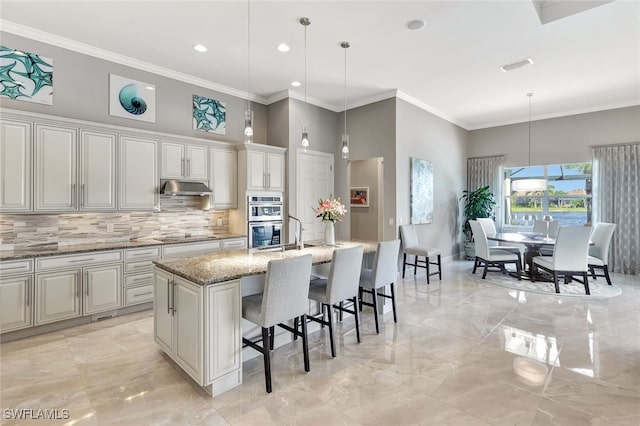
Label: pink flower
xmin=313 ymin=198 xmax=347 ymax=222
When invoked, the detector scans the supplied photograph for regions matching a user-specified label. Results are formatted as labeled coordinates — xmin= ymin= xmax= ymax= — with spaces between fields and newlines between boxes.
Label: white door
xmin=161 ymin=142 xmax=185 ymax=178
xmin=84 ymin=264 xmax=122 ymax=314
xmin=34 ymin=124 xmax=77 ymax=211
xmin=79 ymin=130 xmax=116 ymax=210
xmin=0 ymin=275 xmax=33 ymax=332
xmin=247 ymin=150 xmax=266 ymax=190
xmin=119 ymin=136 xmax=158 ymax=210
xmin=266 ymin=152 xmax=285 ymax=191
xmin=174 ymin=276 xmax=203 ymax=384
xmin=0 ymin=119 xmax=32 ymax=212
xmin=210 ymin=148 xmax=237 ymax=209
xmin=154 ymin=269 xmax=174 ymax=354
xmin=297 ymin=151 xmax=334 ymax=241
xmin=187 ymin=145 xmax=208 ymax=179
xmin=35 ymin=270 xmax=81 ymax=325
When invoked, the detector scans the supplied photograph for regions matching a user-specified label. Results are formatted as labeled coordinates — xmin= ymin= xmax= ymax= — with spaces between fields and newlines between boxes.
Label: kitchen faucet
xmin=288 ymin=215 xmax=305 ymax=250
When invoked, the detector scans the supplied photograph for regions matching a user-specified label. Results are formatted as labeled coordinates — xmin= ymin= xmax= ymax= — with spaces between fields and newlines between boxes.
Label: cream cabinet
xmin=123 ymin=246 xmax=160 ymax=306
xmin=210 ymin=147 xmax=237 ymax=209
xmin=83 ymin=264 xmax=122 ymax=314
xmin=161 ymin=141 xmax=208 ymax=180
xmin=205 ymin=280 xmax=241 ymax=384
xmin=34 ymin=124 xmax=77 ymax=211
xmin=0 ymin=274 xmax=33 ymax=333
xmin=240 ymin=145 xmax=285 ymax=192
xmin=118 ymin=135 xmax=158 ymax=210
xmin=0 ymin=119 xmax=32 ymax=212
xmin=35 ymin=269 xmax=81 ymax=325
xmin=79 ymin=130 xmax=117 ymax=210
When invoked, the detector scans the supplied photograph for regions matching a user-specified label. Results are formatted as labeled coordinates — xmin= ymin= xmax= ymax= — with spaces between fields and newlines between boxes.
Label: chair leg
xmin=553 ymin=272 xmax=560 ymax=294
xmin=531 ymin=263 xmax=537 ymax=282
xmin=371 ymin=288 xmax=380 ymax=334
xmin=359 ymin=287 xmax=363 ymax=311
xmin=590 ymin=265 xmax=597 ymax=279
xmin=269 ymin=326 xmax=275 ymax=350
xmin=300 ymin=315 xmax=310 ymax=372
xmin=472 ymin=257 xmax=479 ymax=274
xmin=352 ymin=296 xmax=361 ymax=343
xmin=414 ymin=255 xmax=418 ymax=276
xmin=402 ymin=253 xmax=407 ymax=278
xmin=293 ymin=317 xmax=299 ymax=341
xmin=583 ymin=272 xmax=591 ymax=295
xmin=603 ymin=265 xmax=612 ymax=285
xmin=426 ymin=257 xmax=431 ymax=284
xmin=339 ymin=301 xmax=344 ymax=322
xmin=482 ymin=262 xmax=489 ymax=279
xmin=261 ymin=327 xmax=272 ymax=393
xmin=515 ymin=259 xmax=522 ymax=281
xmin=390 ymin=283 xmax=397 ymax=323
xmin=325 ymin=304 xmax=336 ymax=358
xmin=437 ymin=255 xmax=442 ymax=280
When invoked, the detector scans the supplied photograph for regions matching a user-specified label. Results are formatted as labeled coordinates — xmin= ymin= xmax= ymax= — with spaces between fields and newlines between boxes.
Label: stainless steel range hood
xmin=160 ymin=179 xmax=213 ymax=196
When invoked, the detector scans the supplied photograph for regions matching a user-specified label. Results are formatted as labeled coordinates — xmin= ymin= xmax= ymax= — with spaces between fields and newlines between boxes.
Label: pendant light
xmin=511 ymin=93 xmax=546 ymax=192
xmin=244 ymin=0 xmax=254 ymax=143
xmin=300 ymin=17 xmax=311 ymax=152
xmin=341 ymin=41 xmax=350 ymax=160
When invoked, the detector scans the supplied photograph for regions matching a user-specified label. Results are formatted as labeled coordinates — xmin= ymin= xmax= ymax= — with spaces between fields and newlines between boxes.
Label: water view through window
xmin=505 ymin=162 xmax=592 ymax=227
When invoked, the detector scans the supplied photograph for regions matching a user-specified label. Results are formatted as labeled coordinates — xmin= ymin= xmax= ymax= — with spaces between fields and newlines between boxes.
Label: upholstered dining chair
xmin=588 ymin=222 xmax=617 ymax=285
xmin=470 ymin=220 xmax=522 ymax=280
xmin=531 ymin=226 xmax=591 ymax=294
xmin=359 ymin=239 xmax=401 ymax=334
xmin=399 ymin=224 xmax=441 ymax=283
xmin=476 ymin=218 xmax=522 ymax=256
xmin=533 ymin=219 xmax=560 ymax=256
xmin=307 ymin=245 xmax=364 ymax=357
xmin=241 ymin=254 xmax=313 ymax=393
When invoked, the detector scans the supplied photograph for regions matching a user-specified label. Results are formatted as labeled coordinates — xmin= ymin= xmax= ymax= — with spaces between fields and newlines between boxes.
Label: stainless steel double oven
xmin=247 ymin=195 xmax=283 ymax=249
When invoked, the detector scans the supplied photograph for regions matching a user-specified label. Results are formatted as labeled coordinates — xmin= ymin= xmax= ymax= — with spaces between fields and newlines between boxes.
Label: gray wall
xmin=0 ymin=32 xmax=268 ymax=144
xmin=396 ymin=98 xmax=468 ymax=258
xmin=350 ymin=158 xmax=381 ymax=241
xmin=468 ymin=106 xmax=640 ymax=167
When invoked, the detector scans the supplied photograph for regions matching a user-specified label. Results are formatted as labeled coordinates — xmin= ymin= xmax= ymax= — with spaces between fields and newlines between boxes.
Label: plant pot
xmin=463 ymin=240 xmax=476 ymax=260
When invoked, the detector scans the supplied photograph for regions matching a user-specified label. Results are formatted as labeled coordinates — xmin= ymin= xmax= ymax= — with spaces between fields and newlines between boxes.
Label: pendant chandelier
xmin=300 ymin=17 xmax=311 ymax=152
xmin=512 ymin=93 xmax=546 ymax=192
xmin=244 ymin=0 xmax=254 ymax=143
xmin=341 ymin=41 xmax=350 ymax=160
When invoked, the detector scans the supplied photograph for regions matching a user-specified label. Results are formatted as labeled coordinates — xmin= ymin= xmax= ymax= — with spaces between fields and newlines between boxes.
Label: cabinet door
xmin=0 ymin=275 xmax=33 ymax=333
xmin=267 ymin=152 xmax=285 ymax=191
xmin=35 ymin=270 xmax=81 ymax=325
xmin=0 ymin=119 xmax=32 ymax=212
xmin=206 ymin=280 xmax=241 ymax=383
xmin=119 ymin=136 xmax=158 ymax=210
xmin=161 ymin=142 xmax=184 ymax=178
xmin=79 ymin=130 xmax=116 ymax=210
xmin=247 ymin=150 xmax=266 ymax=190
xmin=210 ymin=148 xmax=237 ymax=209
xmin=174 ymin=276 xmax=203 ymax=384
xmin=153 ymin=269 xmax=174 ymax=354
xmin=83 ymin=264 xmax=122 ymax=315
xmin=34 ymin=124 xmax=77 ymax=211
xmin=187 ymin=145 xmax=208 ymax=179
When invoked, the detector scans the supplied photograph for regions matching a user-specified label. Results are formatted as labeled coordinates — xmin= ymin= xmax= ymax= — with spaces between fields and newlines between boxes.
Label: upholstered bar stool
xmin=399 ymin=224 xmax=441 ymax=283
xmin=359 ymin=239 xmax=401 ymax=334
xmin=241 ymin=254 xmax=313 ymax=393
xmin=307 ymin=245 xmax=364 ymax=357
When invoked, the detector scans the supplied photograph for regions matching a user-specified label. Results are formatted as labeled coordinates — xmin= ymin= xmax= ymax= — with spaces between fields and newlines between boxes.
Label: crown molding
xmin=395 ymin=90 xmax=470 ymax=129
xmin=339 ymin=89 xmax=398 ymax=112
xmin=285 ymin=90 xmax=340 ymax=112
xmin=1 ymin=20 xmax=267 ymax=104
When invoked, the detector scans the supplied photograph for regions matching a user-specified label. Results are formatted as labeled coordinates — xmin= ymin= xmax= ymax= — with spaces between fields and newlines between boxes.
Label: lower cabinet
xmin=0 ymin=274 xmax=33 ymax=333
xmin=84 ymin=264 xmax=122 ymax=315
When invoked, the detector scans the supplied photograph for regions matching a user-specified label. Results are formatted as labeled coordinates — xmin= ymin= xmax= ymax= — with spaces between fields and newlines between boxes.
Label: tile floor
xmin=1 ymin=260 xmax=639 ymax=425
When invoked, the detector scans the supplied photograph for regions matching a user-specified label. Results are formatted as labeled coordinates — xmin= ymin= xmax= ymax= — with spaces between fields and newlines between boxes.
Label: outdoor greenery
xmin=460 ymin=185 xmax=495 ymax=241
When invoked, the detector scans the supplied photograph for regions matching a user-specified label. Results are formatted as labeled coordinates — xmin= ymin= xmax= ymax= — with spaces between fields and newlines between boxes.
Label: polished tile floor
xmin=2 ymin=260 xmax=639 ymax=425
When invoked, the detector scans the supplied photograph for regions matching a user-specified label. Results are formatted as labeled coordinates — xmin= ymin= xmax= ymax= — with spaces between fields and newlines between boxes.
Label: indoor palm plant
xmin=460 ymin=185 xmax=496 ymax=258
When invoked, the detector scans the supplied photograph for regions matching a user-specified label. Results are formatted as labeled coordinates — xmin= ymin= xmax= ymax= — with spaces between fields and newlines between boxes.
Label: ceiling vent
xmin=500 ymin=58 xmax=534 ymax=72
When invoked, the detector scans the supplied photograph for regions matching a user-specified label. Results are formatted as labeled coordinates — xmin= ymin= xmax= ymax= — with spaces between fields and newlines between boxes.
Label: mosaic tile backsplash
xmin=0 ymin=196 xmax=232 ymax=251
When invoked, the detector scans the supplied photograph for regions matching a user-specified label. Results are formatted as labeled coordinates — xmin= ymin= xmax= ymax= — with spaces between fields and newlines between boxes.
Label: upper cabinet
xmin=239 ymin=144 xmax=285 ymax=193
xmin=0 ymin=119 xmax=32 ymax=212
xmin=210 ymin=147 xmax=237 ymax=209
xmin=119 ymin=135 xmax=158 ymax=210
xmin=161 ymin=141 xmax=208 ymax=180
xmin=79 ymin=130 xmax=117 ymax=210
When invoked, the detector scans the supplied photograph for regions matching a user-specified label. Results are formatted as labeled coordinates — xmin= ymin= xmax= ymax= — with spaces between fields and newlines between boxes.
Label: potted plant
xmin=460 ymin=185 xmax=496 ymax=259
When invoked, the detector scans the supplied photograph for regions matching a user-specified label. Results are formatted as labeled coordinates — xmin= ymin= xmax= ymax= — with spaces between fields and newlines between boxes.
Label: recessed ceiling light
xmin=500 ymin=58 xmax=534 ymax=72
xmin=192 ymin=44 xmax=208 ymax=53
xmin=291 ymin=81 xmax=301 ymax=87
xmin=276 ymin=43 xmax=290 ymax=53
xmin=406 ymin=19 xmax=426 ymax=30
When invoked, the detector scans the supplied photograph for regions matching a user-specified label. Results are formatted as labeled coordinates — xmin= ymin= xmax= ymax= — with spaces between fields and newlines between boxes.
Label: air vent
xmin=500 ymin=58 xmax=534 ymax=72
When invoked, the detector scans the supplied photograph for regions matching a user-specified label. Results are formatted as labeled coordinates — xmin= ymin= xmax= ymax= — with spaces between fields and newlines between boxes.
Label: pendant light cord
xmin=527 ymin=92 xmax=532 ymax=169
xmin=304 ymin=22 xmax=307 ymax=103
xmin=247 ymin=0 xmax=251 ymax=112
xmin=343 ymin=43 xmax=347 ymax=135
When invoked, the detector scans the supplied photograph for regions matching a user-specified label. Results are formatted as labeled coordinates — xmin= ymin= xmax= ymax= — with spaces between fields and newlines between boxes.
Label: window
xmin=504 ymin=162 xmax=592 ymax=227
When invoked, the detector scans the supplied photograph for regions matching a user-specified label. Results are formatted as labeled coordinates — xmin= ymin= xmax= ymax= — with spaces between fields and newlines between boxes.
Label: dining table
xmin=487 ymin=232 xmax=554 ymax=272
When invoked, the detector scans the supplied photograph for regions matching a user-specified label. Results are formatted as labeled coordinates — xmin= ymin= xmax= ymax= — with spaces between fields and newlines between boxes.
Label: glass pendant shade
xmin=341 ymin=134 xmax=349 ymax=159
xmin=244 ymin=109 xmax=253 ymax=143
xmin=511 ymin=178 xmax=547 ymax=192
xmin=301 ymin=125 xmax=309 ymax=151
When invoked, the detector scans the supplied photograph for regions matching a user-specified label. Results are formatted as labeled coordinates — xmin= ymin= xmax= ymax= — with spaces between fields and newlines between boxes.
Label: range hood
xmin=160 ymin=179 xmax=213 ymax=196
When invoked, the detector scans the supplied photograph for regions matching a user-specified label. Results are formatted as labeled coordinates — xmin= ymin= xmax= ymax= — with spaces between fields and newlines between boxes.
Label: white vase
xmin=324 ymin=221 xmax=335 ymax=246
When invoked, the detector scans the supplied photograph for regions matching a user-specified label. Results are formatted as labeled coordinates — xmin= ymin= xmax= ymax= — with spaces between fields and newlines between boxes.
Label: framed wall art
xmin=193 ymin=95 xmax=226 ymax=134
xmin=0 ymin=45 xmax=53 ymax=105
xmin=410 ymin=157 xmax=434 ymax=224
xmin=350 ymin=187 xmax=369 ymax=207
xmin=109 ymin=74 xmax=156 ymax=122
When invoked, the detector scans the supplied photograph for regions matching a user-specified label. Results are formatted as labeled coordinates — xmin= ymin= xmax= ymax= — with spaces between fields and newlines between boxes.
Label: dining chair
xmin=307 ymin=245 xmax=364 ymax=357
xmin=399 ymin=224 xmax=441 ymax=283
xmin=470 ymin=220 xmax=522 ymax=280
xmin=533 ymin=219 xmax=559 ymax=256
xmin=359 ymin=239 xmax=401 ymax=334
xmin=476 ymin=218 xmax=522 ymax=256
xmin=588 ymin=222 xmax=617 ymax=285
xmin=531 ymin=226 xmax=591 ymax=294
xmin=241 ymin=254 xmax=313 ymax=393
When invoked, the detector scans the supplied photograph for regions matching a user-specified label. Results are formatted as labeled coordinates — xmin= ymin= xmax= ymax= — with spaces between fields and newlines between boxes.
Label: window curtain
xmin=592 ymin=143 xmax=639 ymax=275
xmin=467 ymin=155 xmax=505 ymax=227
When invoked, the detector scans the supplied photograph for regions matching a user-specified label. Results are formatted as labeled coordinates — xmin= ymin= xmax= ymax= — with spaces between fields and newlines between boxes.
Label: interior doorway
xmin=296 ymin=150 xmax=334 ymax=242
xmin=349 ymin=157 xmax=384 ymax=241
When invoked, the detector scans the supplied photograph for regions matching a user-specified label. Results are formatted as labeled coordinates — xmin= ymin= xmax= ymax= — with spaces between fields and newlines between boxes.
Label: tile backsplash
xmin=0 ymin=196 xmax=233 ymax=250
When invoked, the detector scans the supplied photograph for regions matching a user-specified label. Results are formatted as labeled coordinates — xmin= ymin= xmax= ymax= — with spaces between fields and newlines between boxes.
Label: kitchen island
xmin=152 ymin=241 xmax=378 ymax=396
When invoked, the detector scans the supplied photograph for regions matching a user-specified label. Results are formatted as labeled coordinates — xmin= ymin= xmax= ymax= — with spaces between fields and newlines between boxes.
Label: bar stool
xmin=359 ymin=239 xmax=401 ymax=334
xmin=399 ymin=224 xmax=442 ymax=283
xmin=307 ymin=245 xmax=364 ymax=357
xmin=241 ymin=254 xmax=313 ymax=393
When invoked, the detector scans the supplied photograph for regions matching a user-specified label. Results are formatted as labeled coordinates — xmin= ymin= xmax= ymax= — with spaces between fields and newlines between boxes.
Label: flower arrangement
xmin=314 ymin=198 xmax=347 ymax=223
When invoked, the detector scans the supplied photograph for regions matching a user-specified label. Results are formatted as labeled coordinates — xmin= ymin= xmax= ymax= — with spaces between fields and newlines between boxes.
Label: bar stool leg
xmin=438 ymin=255 xmax=442 ymax=280
xmin=261 ymin=327 xmax=272 ymax=393
xmin=414 ymin=255 xmax=418 ymax=276
xmin=371 ymin=289 xmax=379 ymax=334
xmin=352 ymin=296 xmax=361 ymax=343
xmin=426 ymin=256 xmax=431 ymax=284
xmin=402 ymin=253 xmax=407 ymax=278
xmin=325 ymin=304 xmax=336 ymax=357
xmin=390 ymin=283 xmax=397 ymax=323
xmin=300 ymin=315 xmax=310 ymax=372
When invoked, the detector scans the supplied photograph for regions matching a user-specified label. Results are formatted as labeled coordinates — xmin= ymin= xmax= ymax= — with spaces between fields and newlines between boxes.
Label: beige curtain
xmin=467 ymin=155 xmax=505 ymax=226
xmin=592 ymin=143 xmax=639 ymax=274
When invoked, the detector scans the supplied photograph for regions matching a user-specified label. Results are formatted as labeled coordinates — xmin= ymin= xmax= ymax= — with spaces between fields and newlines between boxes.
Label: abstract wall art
xmin=350 ymin=187 xmax=369 ymax=207
xmin=410 ymin=157 xmax=434 ymax=224
xmin=0 ymin=45 xmax=53 ymax=105
xmin=109 ymin=74 xmax=156 ymax=122
xmin=193 ymin=95 xmax=226 ymax=134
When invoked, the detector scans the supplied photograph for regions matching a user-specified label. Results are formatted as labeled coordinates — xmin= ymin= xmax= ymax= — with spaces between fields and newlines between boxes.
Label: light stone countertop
xmin=0 ymin=233 xmax=246 ymax=261
xmin=153 ymin=240 xmax=379 ymax=286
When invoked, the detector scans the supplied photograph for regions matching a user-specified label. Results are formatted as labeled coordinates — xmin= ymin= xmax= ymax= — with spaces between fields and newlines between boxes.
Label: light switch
xmin=388 ymin=218 xmax=394 ymax=226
